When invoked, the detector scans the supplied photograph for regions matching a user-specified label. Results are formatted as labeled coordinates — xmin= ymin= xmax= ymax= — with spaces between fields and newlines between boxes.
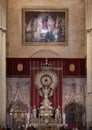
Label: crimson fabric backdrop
xmin=30 ymin=58 xmax=63 ymax=112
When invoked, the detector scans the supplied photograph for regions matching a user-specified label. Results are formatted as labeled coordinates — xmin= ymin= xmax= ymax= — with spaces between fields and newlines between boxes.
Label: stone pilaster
xmin=85 ymin=0 xmax=92 ymax=128
xmin=0 ymin=0 xmax=6 ymax=126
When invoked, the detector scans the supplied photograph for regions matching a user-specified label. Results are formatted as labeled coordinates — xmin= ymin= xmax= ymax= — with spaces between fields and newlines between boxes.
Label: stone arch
xmin=7 ymin=101 xmax=29 ymax=129
xmin=31 ymin=49 xmax=60 ymax=58
xmin=8 ymin=101 xmax=29 ymax=113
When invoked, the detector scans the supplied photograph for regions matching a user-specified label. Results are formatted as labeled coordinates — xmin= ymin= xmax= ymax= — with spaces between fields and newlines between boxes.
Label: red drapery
xmin=30 ymin=58 xmax=62 ymax=112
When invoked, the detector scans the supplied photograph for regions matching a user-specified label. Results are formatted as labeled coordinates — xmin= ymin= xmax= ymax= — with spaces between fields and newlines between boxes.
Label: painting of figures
xmin=22 ymin=9 xmax=68 ymax=45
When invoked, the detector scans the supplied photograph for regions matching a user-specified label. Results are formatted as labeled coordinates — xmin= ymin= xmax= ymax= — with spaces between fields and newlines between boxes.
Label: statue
xmin=39 ymin=86 xmax=53 ymax=117
xmin=32 ymin=105 xmax=37 ymax=118
xmin=40 ymin=87 xmax=52 ymax=109
xmin=55 ymin=106 xmax=61 ymax=119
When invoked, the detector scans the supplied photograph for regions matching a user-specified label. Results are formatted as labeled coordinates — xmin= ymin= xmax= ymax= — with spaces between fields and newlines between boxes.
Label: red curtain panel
xmin=30 ymin=58 xmax=63 ymax=111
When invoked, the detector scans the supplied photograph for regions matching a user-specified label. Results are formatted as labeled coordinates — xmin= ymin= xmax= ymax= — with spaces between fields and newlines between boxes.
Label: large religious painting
xmin=22 ymin=8 xmax=68 ymax=45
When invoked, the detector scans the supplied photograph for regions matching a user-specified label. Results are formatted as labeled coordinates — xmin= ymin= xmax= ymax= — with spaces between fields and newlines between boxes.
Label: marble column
xmin=0 ymin=0 xmax=6 ymax=126
xmin=85 ymin=0 xmax=92 ymax=128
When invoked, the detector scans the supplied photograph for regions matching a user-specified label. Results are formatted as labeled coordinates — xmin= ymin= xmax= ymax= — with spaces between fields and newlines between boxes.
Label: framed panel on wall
xmin=22 ymin=8 xmax=68 ymax=45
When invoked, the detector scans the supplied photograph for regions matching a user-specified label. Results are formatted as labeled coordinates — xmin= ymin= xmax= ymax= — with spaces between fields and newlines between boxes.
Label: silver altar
xmin=30 ymin=59 xmax=62 ymax=130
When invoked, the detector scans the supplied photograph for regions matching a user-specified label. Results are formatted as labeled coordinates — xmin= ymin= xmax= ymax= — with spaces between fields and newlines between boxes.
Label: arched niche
xmin=64 ymin=103 xmax=84 ymax=128
xmin=31 ymin=49 xmax=60 ymax=58
xmin=7 ymin=101 xmax=28 ymax=129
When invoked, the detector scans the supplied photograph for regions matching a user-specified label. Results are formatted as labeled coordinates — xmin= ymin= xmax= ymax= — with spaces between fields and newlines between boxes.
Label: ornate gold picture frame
xmin=22 ymin=8 xmax=68 ymax=45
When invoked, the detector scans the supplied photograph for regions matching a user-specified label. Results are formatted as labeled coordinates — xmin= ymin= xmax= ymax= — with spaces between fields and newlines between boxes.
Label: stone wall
xmin=7 ymin=0 xmax=85 ymax=58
